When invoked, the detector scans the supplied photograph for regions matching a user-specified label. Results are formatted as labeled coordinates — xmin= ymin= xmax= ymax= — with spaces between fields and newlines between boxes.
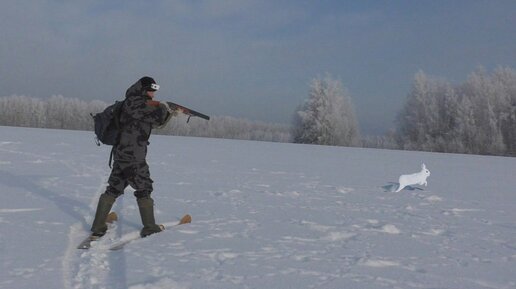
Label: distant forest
xmin=1 ymin=67 xmax=515 ymax=156
xmin=393 ymin=67 xmax=516 ymax=156
xmin=0 ymin=95 xmax=291 ymax=143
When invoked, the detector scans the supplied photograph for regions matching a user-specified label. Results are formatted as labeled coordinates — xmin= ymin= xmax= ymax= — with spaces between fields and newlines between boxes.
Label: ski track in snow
xmin=62 ymin=167 xmax=106 ymax=289
xmin=1 ymin=127 xmax=516 ymax=289
xmin=1 ymin=136 xmax=127 ymax=289
xmin=63 ymin=174 xmax=129 ymax=289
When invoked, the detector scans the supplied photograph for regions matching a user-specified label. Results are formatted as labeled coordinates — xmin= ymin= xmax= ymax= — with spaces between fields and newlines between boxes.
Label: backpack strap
xmin=109 ymin=99 xmax=127 ymax=168
xmin=109 ymin=146 xmax=115 ymax=168
xmin=114 ymin=99 xmax=127 ymax=131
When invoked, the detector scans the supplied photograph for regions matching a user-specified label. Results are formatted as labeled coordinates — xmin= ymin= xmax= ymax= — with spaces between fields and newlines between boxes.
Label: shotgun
xmin=166 ymin=101 xmax=210 ymax=123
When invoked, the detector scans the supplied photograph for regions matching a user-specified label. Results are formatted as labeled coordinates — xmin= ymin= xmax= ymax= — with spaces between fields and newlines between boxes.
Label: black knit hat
xmin=139 ymin=76 xmax=159 ymax=91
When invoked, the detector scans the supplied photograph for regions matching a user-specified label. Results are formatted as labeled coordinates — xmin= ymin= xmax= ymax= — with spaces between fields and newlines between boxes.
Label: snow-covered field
xmin=0 ymin=126 xmax=515 ymax=289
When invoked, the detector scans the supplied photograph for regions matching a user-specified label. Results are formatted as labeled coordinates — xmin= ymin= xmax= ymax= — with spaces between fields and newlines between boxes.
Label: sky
xmin=1 ymin=0 xmax=515 ymax=135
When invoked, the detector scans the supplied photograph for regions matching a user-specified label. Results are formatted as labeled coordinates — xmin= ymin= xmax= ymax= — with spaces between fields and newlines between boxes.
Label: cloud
xmin=1 ymin=1 xmax=515 ymax=134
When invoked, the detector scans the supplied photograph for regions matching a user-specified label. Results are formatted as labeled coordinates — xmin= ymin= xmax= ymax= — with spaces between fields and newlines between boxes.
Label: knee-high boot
xmin=137 ymin=197 xmax=163 ymax=237
xmin=90 ymin=193 xmax=116 ymax=236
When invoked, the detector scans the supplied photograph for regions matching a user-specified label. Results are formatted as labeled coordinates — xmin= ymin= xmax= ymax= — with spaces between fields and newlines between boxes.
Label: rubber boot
xmin=90 ymin=193 xmax=116 ymax=236
xmin=137 ymin=197 xmax=163 ymax=237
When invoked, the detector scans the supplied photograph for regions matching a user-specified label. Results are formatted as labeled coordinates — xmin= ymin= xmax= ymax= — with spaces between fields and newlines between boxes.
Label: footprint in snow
xmin=360 ymin=259 xmax=401 ymax=268
xmin=364 ymin=220 xmax=401 ymax=234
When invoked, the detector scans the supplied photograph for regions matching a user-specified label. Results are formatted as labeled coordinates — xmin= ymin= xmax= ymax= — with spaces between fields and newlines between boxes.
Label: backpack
xmin=91 ymin=100 xmax=126 ymax=167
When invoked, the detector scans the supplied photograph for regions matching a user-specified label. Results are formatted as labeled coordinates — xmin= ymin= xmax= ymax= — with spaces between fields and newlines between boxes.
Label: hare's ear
xmin=421 ymin=163 xmax=426 ymax=170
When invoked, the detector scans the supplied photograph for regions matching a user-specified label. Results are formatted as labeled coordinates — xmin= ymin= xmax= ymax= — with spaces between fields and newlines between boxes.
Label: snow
xmin=0 ymin=126 xmax=515 ymax=289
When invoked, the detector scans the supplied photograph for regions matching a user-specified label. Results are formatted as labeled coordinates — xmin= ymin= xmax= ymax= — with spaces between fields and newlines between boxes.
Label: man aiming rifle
xmin=87 ymin=76 xmax=208 ymax=245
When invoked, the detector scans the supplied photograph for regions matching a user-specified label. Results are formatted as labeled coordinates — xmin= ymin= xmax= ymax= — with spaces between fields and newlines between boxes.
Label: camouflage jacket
xmin=114 ymin=79 xmax=170 ymax=162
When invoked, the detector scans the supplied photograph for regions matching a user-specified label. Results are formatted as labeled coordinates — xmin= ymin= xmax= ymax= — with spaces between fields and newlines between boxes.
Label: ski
xmin=77 ymin=212 xmax=118 ymax=249
xmin=109 ymin=214 xmax=192 ymax=251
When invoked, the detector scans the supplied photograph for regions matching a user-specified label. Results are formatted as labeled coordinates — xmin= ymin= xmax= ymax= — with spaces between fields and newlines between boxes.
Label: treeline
xmin=0 ymin=95 xmax=104 ymax=130
xmin=291 ymin=68 xmax=516 ymax=156
xmin=157 ymin=115 xmax=291 ymax=143
xmin=0 ymin=95 xmax=290 ymax=143
xmin=1 ymin=66 xmax=515 ymax=156
xmin=395 ymin=68 xmax=516 ymax=156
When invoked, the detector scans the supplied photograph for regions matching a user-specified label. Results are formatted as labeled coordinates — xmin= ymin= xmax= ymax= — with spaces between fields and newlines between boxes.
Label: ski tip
xmin=77 ymin=235 xmax=100 ymax=249
xmin=179 ymin=214 xmax=192 ymax=225
xmin=106 ymin=211 xmax=118 ymax=224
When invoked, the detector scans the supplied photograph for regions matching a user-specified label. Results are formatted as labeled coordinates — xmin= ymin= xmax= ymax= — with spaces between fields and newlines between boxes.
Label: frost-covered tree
xmin=293 ymin=75 xmax=360 ymax=146
xmin=397 ymin=71 xmax=443 ymax=150
xmin=397 ymin=67 xmax=516 ymax=156
xmin=0 ymin=95 xmax=105 ymax=130
xmin=0 ymin=95 xmax=46 ymax=128
xmin=156 ymin=115 xmax=291 ymax=143
xmin=0 ymin=95 xmax=291 ymax=143
xmin=491 ymin=67 xmax=516 ymax=155
xmin=458 ymin=69 xmax=506 ymax=155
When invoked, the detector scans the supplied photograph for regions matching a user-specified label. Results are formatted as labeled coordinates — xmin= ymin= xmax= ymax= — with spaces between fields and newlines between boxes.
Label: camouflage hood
xmin=115 ymin=78 xmax=169 ymax=163
xmin=125 ymin=79 xmax=145 ymax=99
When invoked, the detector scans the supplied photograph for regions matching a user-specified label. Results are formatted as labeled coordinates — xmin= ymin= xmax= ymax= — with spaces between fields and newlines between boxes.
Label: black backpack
xmin=91 ymin=100 xmax=126 ymax=167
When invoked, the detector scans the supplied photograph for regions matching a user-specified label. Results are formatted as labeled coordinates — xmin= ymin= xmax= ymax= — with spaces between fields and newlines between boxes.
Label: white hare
xmin=396 ymin=163 xmax=430 ymax=192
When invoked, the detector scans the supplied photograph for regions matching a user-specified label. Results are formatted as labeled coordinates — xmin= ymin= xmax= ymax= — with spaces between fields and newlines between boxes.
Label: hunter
xmin=90 ymin=76 xmax=176 ymax=238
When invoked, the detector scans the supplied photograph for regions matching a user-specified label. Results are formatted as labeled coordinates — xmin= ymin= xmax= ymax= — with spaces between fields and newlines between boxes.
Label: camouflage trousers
xmin=105 ymin=160 xmax=154 ymax=199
